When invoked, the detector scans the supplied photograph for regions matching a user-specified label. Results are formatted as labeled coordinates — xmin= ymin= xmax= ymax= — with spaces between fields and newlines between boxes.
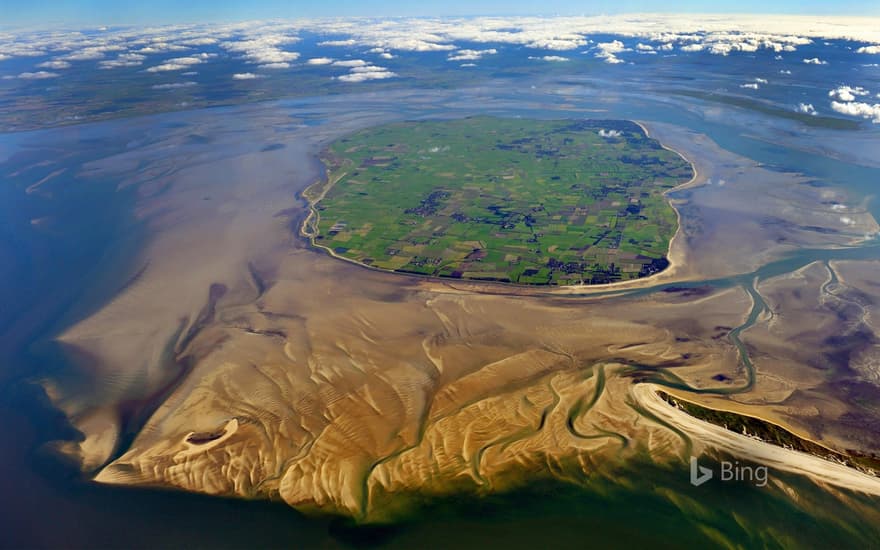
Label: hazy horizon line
xmin=5 ymin=11 xmax=880 ymax=33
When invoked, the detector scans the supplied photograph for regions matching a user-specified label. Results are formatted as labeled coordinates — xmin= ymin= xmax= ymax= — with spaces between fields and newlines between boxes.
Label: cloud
xmin=828 ymin=85 xmax=870 ymax=102
xmin=337 ymin=65 xmax=397 ymax=82
xmin=61 ymin=46 xmax=121 ymax=61
xmin=306 ymin=57 xmax=335 ymax=65
xmin=16 ymin=71 xmax=60 ymax=79
xmin=294 ymin=15 xmax=880 ymax=58
xmin=145 ymin=53 xmax=213 ymax=72
xmin=146 ymin=63 xmax=191 ymax=72
xmin=259 ymin=62 xmax=290 ymax=69
xmin=528 ymin=55 xmax=569 ymax=62
xmin=797 ymin=103 xmax=817 ymax=115
xmin=98 ymin=52 xmax=146 ymax=69
xmin=309 ymin=21 xmax=460 ymax=51
xmin=367 ymin=47 xmax=397 ymax=59
xmin=179 ymin=37 xmax=218 ymax=46
xmin=337 ymin=71 xmax=396 ymax=82
xmin=136 ymin=43 xmax=187 ymax=54
xmin=232 ymin=72 xmax=262 ymax=80
xmin=645 ymin=30 xmax=810 ymax=56
xmin=740 ymin=82 xmax=759 ymax=89
xmin=598 ymin=129 xmax=621 ymax=138
xmin=594 ymin=40 xmax=628 ymax=63
xmin=754 ymin=77 xmax=768 ymax=84
xmin=318 ymin=39 xmax=357 ymax=47
xmin=597 ymin=40 xmax=627 ymax=54
xmin=221 ymin=34 xmax=299 ymax=65
xmin=447 ymin=48 xmax=497 ymax=61
xmin=3 ymin=15 xmax=879 ymax=70
xmin=779 ymin=69 xmax=792 ymax=74
xmin=37 ymin=60 xmax=71 ymax=69
xmin=386 ymin=40 xmax=455 ymax=52
xmin=830 ymin=100 xmax=880 ymax=123
xmin=0 ymin=44 xmax=46 ymax=59
xmin=332 ymin=59 xmax=368 ymax=67
xmin=151 ymin=81 xmax=197 ymax=90
xmin=803 ymin=57 xmax=828 ymax=64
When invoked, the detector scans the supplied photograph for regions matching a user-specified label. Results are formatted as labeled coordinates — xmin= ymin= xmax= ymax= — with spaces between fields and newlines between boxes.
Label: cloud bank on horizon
xmin=2 ymin=14 xmax=880 ymax=123
xmin=3 ymin=14 xmax=879 ymax=62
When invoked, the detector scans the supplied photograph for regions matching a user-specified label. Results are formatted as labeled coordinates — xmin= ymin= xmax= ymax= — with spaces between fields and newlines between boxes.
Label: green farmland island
xmin=303 ymin=117 xmax=695 ymax=285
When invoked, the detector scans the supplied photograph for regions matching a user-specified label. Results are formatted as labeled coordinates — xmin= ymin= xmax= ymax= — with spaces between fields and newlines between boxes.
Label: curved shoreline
xmin=300 ymin=118 xmax=701 ymax=296
xmin=632 ymin=383 xmax=880 ymax=496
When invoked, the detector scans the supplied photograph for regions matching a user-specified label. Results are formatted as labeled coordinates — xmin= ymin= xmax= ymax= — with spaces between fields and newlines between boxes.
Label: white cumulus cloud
xmin=222 ymin=34 xmax=299 ymax=65
xmin=830 ymin=100 xmax=880 ymax=123
xmin=797 ymin=103 xmax=817 ymax=115
xmin=598 ymin=129 xmax=621 ymax=138
xmin=145 ymin=53 xmax=213 ymax=72
xmin=332 ymin=59 xmax=368 ymax=67
xmin=828 ymin=85 xmax=870 ymax=102
xmin=99 ymin=52 xmax=146 ymax=69
xmin=594 ymin=40 xmax=629 ymax=63
xmin=338 ymin=67 xmax=397 ymax=82
xmin=529 ymin=55 xmax=569 ymax=61
xmin=37 ymin=60 xmax=71 ymax=69
xmin=318 ymin=39 xmax=357 ymax=47
xmin=447 ymin=48 xmax=497 ymax=61
xmin=16 ymin=71 xmax=60 ymax=79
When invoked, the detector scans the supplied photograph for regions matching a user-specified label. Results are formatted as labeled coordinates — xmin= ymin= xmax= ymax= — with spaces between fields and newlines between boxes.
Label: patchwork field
xmin=305 ymin=116 xmax=694 ymax=285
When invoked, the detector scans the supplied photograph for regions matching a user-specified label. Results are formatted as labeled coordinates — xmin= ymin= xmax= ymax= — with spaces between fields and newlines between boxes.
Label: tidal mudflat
xmin=6 ymin=85 xmax=880 ymax=546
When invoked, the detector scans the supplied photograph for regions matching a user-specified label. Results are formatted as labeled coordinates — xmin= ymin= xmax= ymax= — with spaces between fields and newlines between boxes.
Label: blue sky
xmin=3 ymin=0 xmax=879 ymax=27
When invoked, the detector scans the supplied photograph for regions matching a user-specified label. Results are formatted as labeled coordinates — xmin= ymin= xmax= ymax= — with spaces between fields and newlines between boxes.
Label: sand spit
xmin=634 ymin=384 xmax=880 ymax=496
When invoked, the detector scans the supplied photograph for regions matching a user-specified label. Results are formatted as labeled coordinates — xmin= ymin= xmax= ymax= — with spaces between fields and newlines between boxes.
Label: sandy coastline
xmin=633 ymin=384 xmax=880 ymax=496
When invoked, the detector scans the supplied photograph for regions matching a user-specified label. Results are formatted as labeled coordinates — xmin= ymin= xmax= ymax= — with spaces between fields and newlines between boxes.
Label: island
xmin=303 ymin=116 xmax=694 ymax=285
